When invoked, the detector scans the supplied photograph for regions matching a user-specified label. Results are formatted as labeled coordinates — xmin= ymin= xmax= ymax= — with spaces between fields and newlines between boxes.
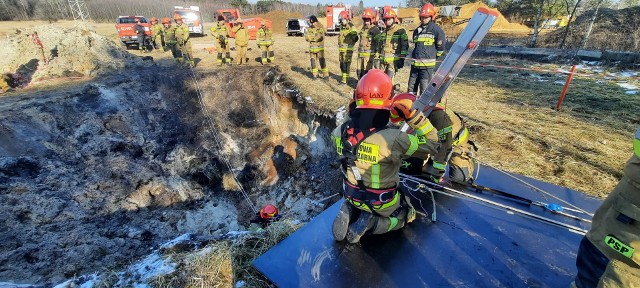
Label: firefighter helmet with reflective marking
xmin=383 ymin=8 xmax=397 ymax=20
xmin=362 ymin=8 xmax=375 ymax=20
xmin=161 ymin=17 xmax=171 ymax=24
xmin=389 ymin=93 xmax=417 ymax=123
xmin=260 ymin=204 xmax=279 ymax=219
xmin=419 ymin=3 xmax=436 ymax=20
xmin=355 ymin=69 xmax=394 ymax=110
xmin=339 ymin=10 xmax=350 ymax=21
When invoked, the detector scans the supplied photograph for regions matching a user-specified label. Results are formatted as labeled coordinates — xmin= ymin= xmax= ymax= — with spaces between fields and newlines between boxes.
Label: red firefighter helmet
xmin=161 ymin=17 xmax=171 ymax=24
xmin=382 ymin=8 xmax=397 ymax=20
xmin=355 ymin=69 xmax=394 ymax=110
xmin=173 ymin=14 xmax=182 ymax=22
xmin=362 ymin=8 xmax=375 ymax=20
xmin=150 ymin=17 xmax=158 ymax=23
xmin=259 ymin=204 xmax=279 ymax=219
xmin=389 ymin=93 xmax=417 ymax=123
xmin=419 ymin=3 xmax=437 ymax=20
xmin=339 ymin=10 xmax=350 ymax=21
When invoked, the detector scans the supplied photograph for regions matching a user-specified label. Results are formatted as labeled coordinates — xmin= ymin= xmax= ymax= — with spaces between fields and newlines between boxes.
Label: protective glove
xmin=391 ymin=98 xmax=417 ymax=120
xmin=395 ymin=58 xmax=405 ymax=69
xmin=425 ymin=164 xmax=446 ymax=183
xmin=219 ymin=35 xmax=225 ymax=43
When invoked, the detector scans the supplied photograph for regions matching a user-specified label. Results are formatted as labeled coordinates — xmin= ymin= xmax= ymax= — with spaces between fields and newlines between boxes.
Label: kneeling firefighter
xmin=391 ymin=93 xmax=478 ymax=184
xmin=331 ymin=69 xmax=440 ymax=243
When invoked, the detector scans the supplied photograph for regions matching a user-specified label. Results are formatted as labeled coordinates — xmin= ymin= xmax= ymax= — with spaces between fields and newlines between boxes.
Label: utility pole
xmin=68 ymin=0 xmax=90 ymax=22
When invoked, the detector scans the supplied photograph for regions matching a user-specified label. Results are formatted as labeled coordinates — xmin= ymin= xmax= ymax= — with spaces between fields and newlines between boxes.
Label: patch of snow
xmin=625 ymin=90 xmax=638 ymax=95
xmin=554 ymin=80 xmax=565 ymax=85
xmin=335 ymin=105 xmax=347 ymax=124
xmin=619 ymin=71 xmax=638 ymax=78
xmin=529 ymin=74 xmax=548 ymax=82
xmin=226 ymin=230 xmax=250 ymax=237
xmin=53 ymin=273 xmax=101 ymax=288
xmin=159 ymin=233 xmax=192 ymax=249
xmin=617 ymin=83 xmax=638 ymax=90
xmin=304 ymin=96 xmax=314 ymax=103
xmin=235 ymin=280 xmax=247 ymax=288
xmin=116 ymin=253 xmax=176 ymax=285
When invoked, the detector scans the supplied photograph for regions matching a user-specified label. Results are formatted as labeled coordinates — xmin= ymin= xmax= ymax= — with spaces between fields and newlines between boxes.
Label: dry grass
xmin=151 ymin=219 xmax=303 ymax=288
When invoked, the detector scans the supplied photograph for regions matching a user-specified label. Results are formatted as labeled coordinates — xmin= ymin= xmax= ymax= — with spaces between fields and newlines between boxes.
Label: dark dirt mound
xmin=540 ymin=6 xmax=640 ymax=51
xmin=0 ymin=65 xmax=339 ymax=285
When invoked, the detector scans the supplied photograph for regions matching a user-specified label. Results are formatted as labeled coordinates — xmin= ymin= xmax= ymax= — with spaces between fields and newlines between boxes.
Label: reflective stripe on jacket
xmin=379 ymin=24 xmax=408 ymax=64
xmin=411 ymin=21 xmax=445 ymax=68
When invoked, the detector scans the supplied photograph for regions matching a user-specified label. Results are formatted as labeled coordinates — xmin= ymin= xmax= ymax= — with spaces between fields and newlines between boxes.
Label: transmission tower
xmin=68 ymin=0 xmax=91 ymax=22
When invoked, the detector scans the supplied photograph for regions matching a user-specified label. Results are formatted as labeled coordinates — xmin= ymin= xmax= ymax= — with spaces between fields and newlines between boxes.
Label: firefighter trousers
xmin=408 ymin=66 xmax=434 ymax=95
xmin=152 ymin=35 xmax=163 ymax=51
xmin=339 ymin=49 xmax=354 ymax=83
xmin=309 ymin=50 xmax=328 ymax=78
xmin=236 ymin=45 xmax=247 ymax=65
xmin=216 ymin=41 xmax=231 ymax=65
xmin=260 ymin=44 xmax=274 ymax=64
xmin=177 ymin=41 xmax=193 ymax=63
xmin=356 ymin=54 xmax=376 ymax=79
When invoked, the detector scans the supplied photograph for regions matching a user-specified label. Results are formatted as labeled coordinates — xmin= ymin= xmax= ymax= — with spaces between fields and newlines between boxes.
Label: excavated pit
xmin=0 ymin=66 xmax=341 ymax=285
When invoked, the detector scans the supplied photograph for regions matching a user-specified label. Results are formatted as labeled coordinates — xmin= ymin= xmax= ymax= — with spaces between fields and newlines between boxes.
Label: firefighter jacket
xmin=211 ymin=21 xmax=229 ymax=43
xmin=257 ymin=27 xmax=273 ymax=46
xmin=133 ymin=23 xmax=145 ymax=36
xmin=358 ymin=24 xmax=381 ymax=57
xmin=428 ymin=104 xmax=468 ymax=171
xmin=174 ymin=23 xmax=190 ymax=44
xmin=305 ymin=22 xmax=325 ymax=53
xmin=379 ymin=23 xmax=408 ymax=65
xmin=338 ymin=22 xmax=359 ymax=51
xmin=585 ymin=130 xmax=640 ymax=273
xmin=163 ymin=25 xmax=176 ymax=44
xmin=151 ymin=23 xmax=164 ymax=36
xmin=411 ymin=21 xmax=445 ymax=68
xmin=332 ymin=113 xmax=439 ymax=216
xmin=232 ymin=25 xmax=249 ymax=46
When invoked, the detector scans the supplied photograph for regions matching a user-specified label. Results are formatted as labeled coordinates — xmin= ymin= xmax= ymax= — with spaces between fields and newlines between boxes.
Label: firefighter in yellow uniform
xmin=337 ymin=10 xmax=358 ymax=84
xmin=378 ymin=9 xmax=408 ymax=79
xmin=162 ymin=17 xmax=179 ymax=59
xmin=150 ymin=17 xmax=164 ymax=52
xmin=391 ymin=93 xmax=477 ymax=184
xmin=257 ymin=20 xmax=274 ymax=64
xmin=305 ymin=15 xmax=329 ymax=78
xmin=211 ymin=15 xmax=231 ymax=66
xmin=174 ymin=14 xmax=194 ymax=66
xmin=356 ymin=8 xmax=381 ymax=79
xmin=232 ymin=19 xmax=249 ymax=65
xmin=572 ymin=129 xmax=640 ymax=287
xmin=331 ymin=69 xmax=439 ymax=244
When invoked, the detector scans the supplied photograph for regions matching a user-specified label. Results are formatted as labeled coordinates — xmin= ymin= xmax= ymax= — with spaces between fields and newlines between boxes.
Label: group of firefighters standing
xmin=139 ymin=14 xmax=274 ymax=68
xmin=305 ymin=3 xmax=445 ymax=93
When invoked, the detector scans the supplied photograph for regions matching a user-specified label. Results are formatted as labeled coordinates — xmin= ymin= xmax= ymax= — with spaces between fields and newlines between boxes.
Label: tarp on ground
xmin=253 ymin=165 xmax=602 ymax=288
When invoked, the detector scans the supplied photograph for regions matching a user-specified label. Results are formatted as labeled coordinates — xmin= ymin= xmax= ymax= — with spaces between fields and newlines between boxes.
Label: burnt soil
xmin=0 ymin=65 xmax=341 ymax=285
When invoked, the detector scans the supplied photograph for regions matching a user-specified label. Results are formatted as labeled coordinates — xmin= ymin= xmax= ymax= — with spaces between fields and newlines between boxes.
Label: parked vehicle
xmin=115 ymin=16 xmax=152 ymax=49
xmin=216 ymin=8 xmax=273 ymax=40
xmin=286 ymin=18 xmax=310 ymax=36
xmin=174 ymin=6 xmax=204 ymax=36
xmin=325 ymin=3 xmax=352 ymax=35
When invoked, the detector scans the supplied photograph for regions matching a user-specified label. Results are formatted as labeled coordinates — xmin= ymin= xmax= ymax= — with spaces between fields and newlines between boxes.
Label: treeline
xmin=0 ymin=0 xmax=322 ymax=22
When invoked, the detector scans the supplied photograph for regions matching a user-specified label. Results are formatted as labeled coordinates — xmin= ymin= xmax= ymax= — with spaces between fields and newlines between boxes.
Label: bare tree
xmin=559 ymin=0 xmax=582 ymax=48
xmin=530 ymin=0 xmax=544 ymax=47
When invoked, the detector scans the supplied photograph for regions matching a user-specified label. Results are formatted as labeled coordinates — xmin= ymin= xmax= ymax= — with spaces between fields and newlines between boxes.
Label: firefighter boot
xmin=332 ymin=201 xmax=356 ymax=241
xmin=346 ymin=212 xmax=375 ymax=244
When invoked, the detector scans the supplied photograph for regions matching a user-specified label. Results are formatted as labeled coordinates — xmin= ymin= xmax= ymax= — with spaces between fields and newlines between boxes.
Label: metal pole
xmin=556 ymin=64 xmax=577 ymax=110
